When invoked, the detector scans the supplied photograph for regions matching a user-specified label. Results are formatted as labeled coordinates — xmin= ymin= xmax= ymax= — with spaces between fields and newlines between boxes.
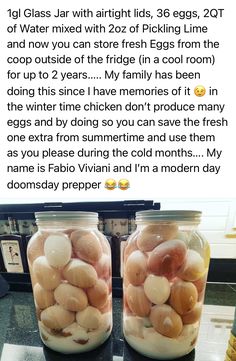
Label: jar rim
xmin=35 ymin=211 xmax=98 ymax=223
xmin=136 ymin=210 xmax=202 ymax=223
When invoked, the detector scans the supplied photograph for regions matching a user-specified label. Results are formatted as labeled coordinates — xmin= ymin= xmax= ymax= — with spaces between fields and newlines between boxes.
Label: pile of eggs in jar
xmin=27 ymin=228 xmax=112 ymax=353
xmin=123 ymin=223 xmax=209 ymax=358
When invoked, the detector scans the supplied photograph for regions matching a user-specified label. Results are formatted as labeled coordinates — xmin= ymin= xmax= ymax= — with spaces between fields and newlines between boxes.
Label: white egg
xmin=144 ymin=275 xmax=170 ymax=305
xmin=44 ymin=233 xmax=72 ymax=268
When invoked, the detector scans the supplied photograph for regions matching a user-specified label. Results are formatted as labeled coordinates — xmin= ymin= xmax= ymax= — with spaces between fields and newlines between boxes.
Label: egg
xmin=188 ymin=232 xmax=204 ymax=255
xmin=126 ymin=284 xmax=151 ymax=317
xmin=87 ymin=279 xmax=109 ymax=308
xmin=169 ymin=280 xmax=198 ymax=315
xmin=107 ymin=277 xmax=112 ymax=294
xmin=143 ymin=316 xmax=152 ymax=328
xmin=197 ymin=277 xmax=208 ymax=301
xmin=33 ymin=283 xmax=55 ymax=309
xmin=33 ymin=256 xmax=61 ymax=290
xmin=179 ymin=250 xmax=205 ymax=282
xmin=176 ymin=231 xmax=190 ymax=246
xmin=144 ymin=275 xmax=170 ymax=305
xmin=54 ymin=283 xmax=88 ymax=312
xmin=61 ymin=322 xmax=84 ymax=336
xmin=76 ymin=306 xmax=102 ymax=330
xmin=100 ymin=312 xmax=112 ymax=333
xmin=182 ymin=302 xmax=202 ymax=324
xmin=124 ymin=231 xmax=138 ymax=263
xmin=123 ymin=273 xmax=131 ymax=288
xmin=194 ymin=274 xmax=207 ymax=302
xmin=189 ymin=232 xmax=210 ymax=266
xmin=63 ymin=259 xmax=98 ymax=288
xmin=125 ymin=250 xmax=147 ymax=286
xmin=193 ymin=274 xmax=207 ymax=294
xmin=41 ymin=304 xmax=75 ymax=330
xmin=70 ymin=228 xmax=102 ymax=264
xmin=137 ymin=223 xmax=178 ymax=252
xmin=94 ymin=231 xmax=111 ymax=255
xmin=94 ymin=254 xmax=111 ymax=280
xmin=124 ymin=295 xmax=133 ymax=315
xmin=44 ymin=233 xmax=72 ymax=268
xmin=29 ymin=264 xmax=38 ymax=288
xmin=150 ymin=304 xmax=183 ymax=338
xmin=148 ymin=239 xmax=187 ymax=280
xmin=63 ymin=228 xmax=77 ymax=236
xmin=98 ymin=295 xmax=112 ymax=314
xmin=27 ymin=232 xmax=48 ymax=265
xmin=36 ymin=306 xmax=42 ymax=321
xmin=124 ymin=316 xmax=144 ymax=338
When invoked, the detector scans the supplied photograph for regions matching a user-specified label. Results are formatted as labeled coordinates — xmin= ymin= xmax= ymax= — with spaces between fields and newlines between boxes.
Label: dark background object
xmin=0 ymin=274 xmax=9 ymax=297
xmin=207 ymin=259 xmax=236 ymax=283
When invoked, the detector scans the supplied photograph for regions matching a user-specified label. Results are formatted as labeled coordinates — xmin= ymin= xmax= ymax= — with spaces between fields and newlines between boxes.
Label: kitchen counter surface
xmin=0 ymin=283 xmax=235 ymax=361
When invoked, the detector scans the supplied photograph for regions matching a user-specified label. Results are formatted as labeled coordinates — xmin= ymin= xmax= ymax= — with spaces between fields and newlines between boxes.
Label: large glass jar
xmin=27 ymin=211 xmax=112 ymax=354
xmin=123 ymin=210 xmax=210 ymax=360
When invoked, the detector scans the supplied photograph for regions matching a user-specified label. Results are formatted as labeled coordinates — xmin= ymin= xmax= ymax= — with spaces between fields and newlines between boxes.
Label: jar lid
xmin=136 ymin=210 xmax=202 ymax=223
xmin=35 ymin=211 xmax=98 ymax=223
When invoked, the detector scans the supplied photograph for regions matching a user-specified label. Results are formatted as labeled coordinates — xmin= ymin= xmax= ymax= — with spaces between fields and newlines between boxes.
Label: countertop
xmin=0 ymin=283 xmax=235 ymax=361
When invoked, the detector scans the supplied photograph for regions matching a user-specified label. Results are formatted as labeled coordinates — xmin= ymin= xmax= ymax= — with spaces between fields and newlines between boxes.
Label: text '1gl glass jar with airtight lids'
xmin=27 ymin=212 xmax=112 ymax=354
xmin=123 ymin=210 xmax=210 ymax=360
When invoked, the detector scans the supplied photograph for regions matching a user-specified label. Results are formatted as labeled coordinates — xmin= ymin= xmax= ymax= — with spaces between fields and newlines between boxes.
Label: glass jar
xmin=123 ymin=210 xmax=210 ymax=360
xmin=27 ymin=211 xmax=112 ymax=354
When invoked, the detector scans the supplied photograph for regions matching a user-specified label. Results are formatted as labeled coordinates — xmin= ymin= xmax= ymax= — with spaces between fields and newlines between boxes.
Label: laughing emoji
xmin=105 ymin=178 xmax=117 ymax=190
xmin=118 ymin=179 xmax=130 ymax=190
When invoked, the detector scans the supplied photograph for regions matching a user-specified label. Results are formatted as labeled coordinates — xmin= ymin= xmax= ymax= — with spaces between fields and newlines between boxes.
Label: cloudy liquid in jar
xmin=27 ymin=212 xmax=112 ymax=354
xmin=123 ymin=210 xmax=210 ymax=360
